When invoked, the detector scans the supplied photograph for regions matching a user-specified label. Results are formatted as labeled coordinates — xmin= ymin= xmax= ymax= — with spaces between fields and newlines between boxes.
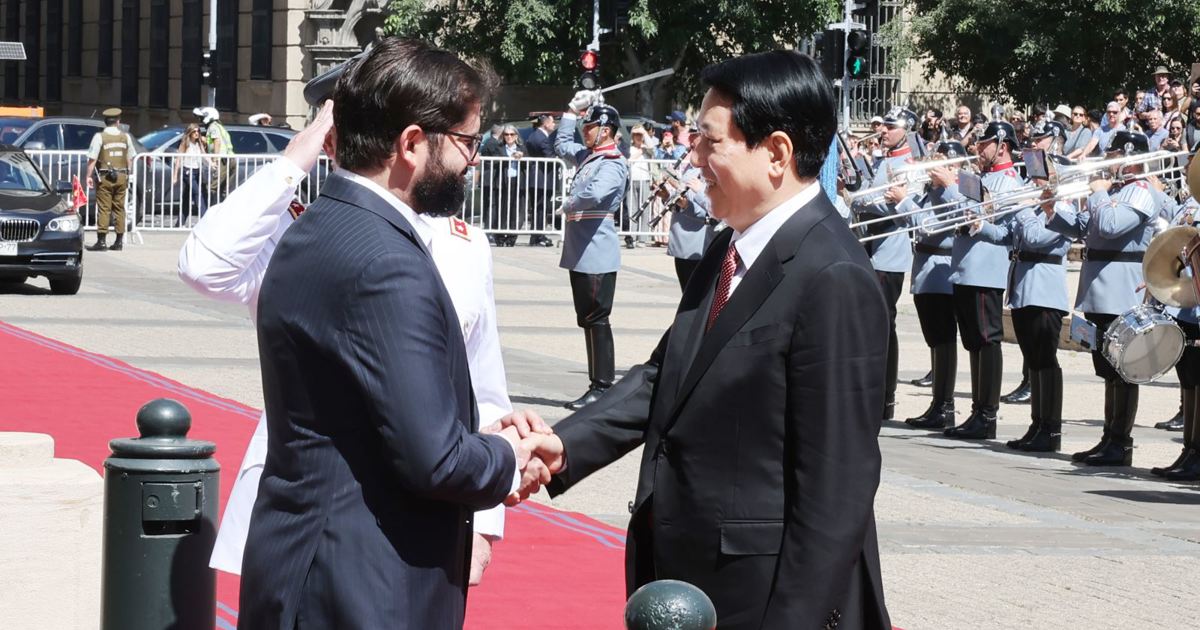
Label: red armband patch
xmin=287 ymin=200 xmax=306 ymax=219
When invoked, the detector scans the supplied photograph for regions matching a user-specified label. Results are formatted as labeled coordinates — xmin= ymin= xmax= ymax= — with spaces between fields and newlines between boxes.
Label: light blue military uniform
xmin=1046 ymin=180 xmax=1157 ymax=315
xmin=850 ymin=149 xmax=918 ymax=273
xmin=976 ymin=207 xmax=1071 ymax=311
xmin=942 ymin=165 xmax=1025 ymax=289
xmin=1158 ymin=197 xmax=1200 ymax=323
xmin=896 ymin=186 xmax=954 ymax=295
xmin=666 ymin=168 xmax=716 ymax=261
xmin=555 ymin=114 xmax=629 ymax=274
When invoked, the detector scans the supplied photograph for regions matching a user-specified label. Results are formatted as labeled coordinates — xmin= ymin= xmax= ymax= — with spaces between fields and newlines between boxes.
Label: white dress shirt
xmin=180 ymin=159 xmax=514 ymax=574
xmin=727 ymin=181 xmax=822 ymax=295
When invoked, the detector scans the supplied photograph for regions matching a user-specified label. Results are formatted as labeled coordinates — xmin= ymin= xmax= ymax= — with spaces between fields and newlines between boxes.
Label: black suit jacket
xmin=239 ymin=173 xmax=516 ymax=630
xmin=547 ymin=190 xmax=891 ymax=630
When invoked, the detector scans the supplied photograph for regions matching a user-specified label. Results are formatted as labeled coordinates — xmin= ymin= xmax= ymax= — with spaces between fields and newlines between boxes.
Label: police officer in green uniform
xmin=84 ymin=107 xmax=136 ymax=251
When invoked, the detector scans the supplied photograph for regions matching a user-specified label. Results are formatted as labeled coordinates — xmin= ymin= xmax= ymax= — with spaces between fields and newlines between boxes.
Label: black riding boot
xmin=1007 ymin=368 xmax=1041 ymax=449
xmin=1020 ymin=367 xmax=1062 ymax=452
xmin=1073 ymin=379 xmax=1115 ymax=462
xmin=882 ymin=324 xmax=899 ymax=420
xmin=946 ymin=344 xmax=999 ymax=440
xmin=1000 ymin=361 xmax=1032 ymax=404
xmin=907 ymin=343 xmax=957 ymax=429
xmin=910 ymin=350 xmax=934 ymax=387
xmin=565 ymin=325 xmax=614 ymax=410
xmin=1153 ymin=388 xmax=1196 ymax=476
xmin=1154 ymin=390 xmax=1185 ymax=431
xmin=1084 ymin=381 xmax=1136 ymax=466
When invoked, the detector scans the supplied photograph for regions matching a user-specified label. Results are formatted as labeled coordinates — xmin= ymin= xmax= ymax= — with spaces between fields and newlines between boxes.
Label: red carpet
xmin=0 ymin=320 xmax=626 ymax=629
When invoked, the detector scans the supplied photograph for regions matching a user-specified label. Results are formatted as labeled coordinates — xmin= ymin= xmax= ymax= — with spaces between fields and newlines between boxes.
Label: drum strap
xmin=1011 ymin=250 xmax=1064 ymax=265
xmin=1083 ymin=248 xmax=1144 ymax=263
xmin=914 ymin=243 xmax=952 ymax=256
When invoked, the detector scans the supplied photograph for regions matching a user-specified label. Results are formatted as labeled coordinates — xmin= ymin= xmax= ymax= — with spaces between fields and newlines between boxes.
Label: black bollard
xmin=101 ymin=398 xmax=219 ymax=630
xmin=625 ymin=579 xmax=717 ymax=630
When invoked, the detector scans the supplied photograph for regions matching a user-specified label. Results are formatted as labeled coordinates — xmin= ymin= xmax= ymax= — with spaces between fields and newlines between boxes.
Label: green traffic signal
xmin=846 ymin=56 xmax=868 ymax=79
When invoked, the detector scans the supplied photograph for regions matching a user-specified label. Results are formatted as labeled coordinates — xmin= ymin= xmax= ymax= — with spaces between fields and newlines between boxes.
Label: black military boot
xmin=109 ymin=233 xmax=124 ymax=251
xmin=1154 ymin=392 xmax=1185 ymax=431
xmin=1163 ymin=405 xmax=1200 ymax=478
xmin=1007 ymin=368 xmax=1041 ymax=449
xmin=1153 ymin=388 xmax=1196 ymax=477
xmin=565 ymin=325 xmax=614 ymax=411
xmin=1000 ymin=362 xmax=1032 ymax=404
xmin=1073 ymin=379 xmax=1116 ymax=462
xmin=1020 ymin=367 xmax=1062 ymax=452
xmin=946 ymin=345 xmax=999 ymax=440
xmin=882 ymin=325 xmax=900 ymax=421
xmin=87 ymin=233 xmax=108 ymax=252
xmin=909 ymin=363 xmax=934 ymax=388
xmin=1084 ymin=381 xmax=1136 ymax=466
xmin=907 ymin=343 xmax=957 ymax=429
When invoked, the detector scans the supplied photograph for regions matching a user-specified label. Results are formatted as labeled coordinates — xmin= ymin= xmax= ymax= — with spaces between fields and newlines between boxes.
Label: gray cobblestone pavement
xmin=3 ymin=233 xmax=1196 ymax=629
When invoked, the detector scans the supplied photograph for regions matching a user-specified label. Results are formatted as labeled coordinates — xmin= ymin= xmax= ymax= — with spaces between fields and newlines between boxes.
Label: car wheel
xmin=49 ymin=272 xmax=82 ymax=295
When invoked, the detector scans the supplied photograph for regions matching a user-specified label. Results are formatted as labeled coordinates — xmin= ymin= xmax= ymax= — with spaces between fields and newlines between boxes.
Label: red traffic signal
xmin=580 ymin=50 xmax=599 ymax=71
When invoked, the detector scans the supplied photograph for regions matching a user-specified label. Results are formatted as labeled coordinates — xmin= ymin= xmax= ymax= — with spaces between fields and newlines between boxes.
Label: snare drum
xmin=1102 ymin=305 xmax=1186 ymax=384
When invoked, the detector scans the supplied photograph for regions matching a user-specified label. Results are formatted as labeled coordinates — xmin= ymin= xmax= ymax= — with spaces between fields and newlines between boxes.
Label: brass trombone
xmin=847 ymin=155 xmax=976 ymax=201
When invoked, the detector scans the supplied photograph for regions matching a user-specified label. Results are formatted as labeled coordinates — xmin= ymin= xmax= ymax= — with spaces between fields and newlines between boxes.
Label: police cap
xmin=583 ymin=104 xmax=621 ymax=131
xmin=977 ymin=120 xmax=1018 ymax=151
xmin=304 ymin=49 xmax=370 ymax=107
xmin=102 ymin=108 xmax=122 ymax=118
xmin=1106 ymin=130 xmax=1150 ymax=156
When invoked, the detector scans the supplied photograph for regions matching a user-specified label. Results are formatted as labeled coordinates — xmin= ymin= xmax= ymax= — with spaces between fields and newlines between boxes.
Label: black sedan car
xmin=0 ymin=145 xmax=83 ymax=294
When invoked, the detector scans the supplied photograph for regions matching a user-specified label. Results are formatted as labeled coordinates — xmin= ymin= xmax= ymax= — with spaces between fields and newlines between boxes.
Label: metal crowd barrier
xmin=27 ymin=150 xmax=693 ymax=241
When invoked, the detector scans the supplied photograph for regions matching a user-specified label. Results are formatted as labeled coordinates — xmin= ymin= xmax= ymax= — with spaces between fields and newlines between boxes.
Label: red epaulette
xmin=287 ymin=200 xmax=306 ymax=219
xmin=450 ymin=216 xmax=471 ymax=241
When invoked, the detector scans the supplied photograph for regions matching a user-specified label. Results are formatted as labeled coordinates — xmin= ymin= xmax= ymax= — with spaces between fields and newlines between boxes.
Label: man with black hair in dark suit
xmin=517 ymin=50 xmax=891 ymax=630
xmin=523 ymin=113 xmax=557 ymax=246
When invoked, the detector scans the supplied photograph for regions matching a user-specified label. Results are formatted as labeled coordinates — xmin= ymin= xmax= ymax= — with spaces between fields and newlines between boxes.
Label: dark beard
xmin=411 ymin=149 xmax=466 ymax=218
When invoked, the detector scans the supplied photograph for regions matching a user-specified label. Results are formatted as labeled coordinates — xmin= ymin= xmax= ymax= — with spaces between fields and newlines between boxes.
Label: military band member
xmin=1152 ymin=196 xmax=1200 ymax=480
xmin=1043 ymin=131 xmax=1161 ymax=466
xmin=84 ymin=107 xmax=136 ymax=251
xmin=941 ymin=121 xmax=1024 ymax=440
xmin=662 ymin=160 xmax=718 ymax=289
xmin=851 ymin=106 xmax=920 ymax=420
xmin=888 ymin=141 xmax=963 ymax=429
xmin=555 ymin=91 xmax=630 ymax=410
xmin=972 ymin=164 xmax=1072 ymax=452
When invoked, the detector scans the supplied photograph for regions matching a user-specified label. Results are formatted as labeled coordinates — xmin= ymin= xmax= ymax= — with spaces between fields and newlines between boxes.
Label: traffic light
xmin=600 ymin=0 xmax=632 ymax=34
xmin=845 ymin=29 xmax=870 ymax=80
xmin=201 ymin=49 xmax=214 ymax=86
xmin=578 ymin=50 xmax=600 ymax=90
xmin=816 ymin=29 xmax=843 ymax=82
xmin=850 ymin=0 xmax=877 ymax=17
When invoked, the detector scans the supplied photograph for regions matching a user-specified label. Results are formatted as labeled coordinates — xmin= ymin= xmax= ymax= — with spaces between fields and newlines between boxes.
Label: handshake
xmin=484 ymin=410 xmax=565 ymax=506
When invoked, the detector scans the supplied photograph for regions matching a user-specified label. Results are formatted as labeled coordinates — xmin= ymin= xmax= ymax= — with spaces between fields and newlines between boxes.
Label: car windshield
xmin=139 ymin=128 xmax=183 ymax=151
xmin=0 ymin=119 xmax=34 ymax=144
xmin=0 ymin=152 xmax=48 ymax=193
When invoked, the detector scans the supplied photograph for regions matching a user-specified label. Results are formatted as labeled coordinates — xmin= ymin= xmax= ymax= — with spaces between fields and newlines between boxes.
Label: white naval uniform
xmin=178 ymin=158 xmax=513 ymax=575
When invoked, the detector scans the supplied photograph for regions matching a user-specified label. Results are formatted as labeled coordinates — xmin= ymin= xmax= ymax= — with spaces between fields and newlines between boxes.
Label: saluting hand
xmin=283 ymin=99 xmax=335 ymax=173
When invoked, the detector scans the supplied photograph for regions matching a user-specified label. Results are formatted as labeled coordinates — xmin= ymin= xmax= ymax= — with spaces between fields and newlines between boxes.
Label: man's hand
xmin=568 ymin=90 xmax=597 ymax=115
xmin=483 ymin=409 xmax=552 ymax=438
xmin=283 ymin=99 xmax=334 ymax=173
xmin=504 ymin=433 xmax=565 ymax=506
xmin=883 ymin=182 xmax=907 ymax=205
xmin=1089 ymin=178 xmax=1111 ymax=194
xmin=469 ymin=533 xmax=497 ymax=586
xmin=928 ymin=165 xmax=956 ymax=189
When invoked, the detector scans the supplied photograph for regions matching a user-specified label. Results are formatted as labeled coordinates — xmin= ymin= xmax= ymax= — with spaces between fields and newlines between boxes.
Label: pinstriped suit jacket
xmin=239 ymin=173 xmax=516 ymax=630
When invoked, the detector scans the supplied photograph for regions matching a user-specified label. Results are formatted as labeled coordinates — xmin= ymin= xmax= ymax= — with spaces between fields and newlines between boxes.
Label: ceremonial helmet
xmin=882 ymin=106 xmax=919 ymax=130
xmin=1030 ymin=120 xmax=1067 ymax=141
xmin=936 ymin=141 xmax=967 ymax=158
xmin=977 ymin=120 xmax=1019 ymax=151
xmin=1106 ymin=130 xmax=1150 ymax=156
xmin=583 ymin=104 xmax=622 ymax=131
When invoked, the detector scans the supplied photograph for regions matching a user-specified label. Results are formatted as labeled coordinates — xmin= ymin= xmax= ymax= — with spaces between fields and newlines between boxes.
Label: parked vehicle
xmin=0 ymin=144 xmax=84 ymax=295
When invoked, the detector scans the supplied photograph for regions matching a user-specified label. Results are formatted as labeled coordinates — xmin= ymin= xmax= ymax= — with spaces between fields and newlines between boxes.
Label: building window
xmin=149 ymin=0 xmax=166 ymax=108
xmin=46 ymin=0 xmax=63 ymax=101
xmin=120 ymin=0 xmax=138 ymax=106
xmin=4 ymin=0 xmax=20 ymax=100
xmin=215 ymin=0 xmax=237 ymax=111
xmin=67 ymin=0 xmax=81 ymax=76
xmin=23 ymin=0 xmax=40 ymax=101
xmin=180 ymin=0 xmax=201 ymax=107
xmin=250 ymin=0 xmax=272 ymax=80
xmin=98 ymin=0 xmax=114 ymax=77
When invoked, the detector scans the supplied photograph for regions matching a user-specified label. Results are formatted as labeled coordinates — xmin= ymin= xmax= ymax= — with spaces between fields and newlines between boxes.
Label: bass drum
xmin=1102 ymin=305 xmax=1186 ymax=384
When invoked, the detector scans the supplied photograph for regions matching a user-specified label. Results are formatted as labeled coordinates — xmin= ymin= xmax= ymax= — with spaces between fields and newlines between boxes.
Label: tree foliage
xmin=904 ymin=0 xmax=1200 ymax=106
xmin=385 ymin=0 xmax=839 ymax=114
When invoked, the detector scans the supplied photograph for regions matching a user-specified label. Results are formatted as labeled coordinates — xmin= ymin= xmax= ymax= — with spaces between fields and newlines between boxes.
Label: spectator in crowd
xmin=1030 ymin=103 xmax=1048 ymax=125
xmin=870 ymin=114 xmax=885 ymax=137
xmin=1063 ymin=105 xmax=1094 ymax=159
xmin=1144 ymin=108 xmax=1168 ymax=151
xmin=480 ymin=124 xmax=526 ymax=247
xmin=1171 ymin=79 xmax=1190 ymax=116
xmin=1113 ymin=89 xmax=1133 ymax=123
xmin=1087 ymin=101 xmax=1126 ymax=156
xmin=949 ymin=105 xmax=974 ymax=144
xmin=1184 ymin=101 xmax=1200 ymax=151
xmin=666 ymin=110 xmax=690 ymax=147
xmin=654 ymin=131 xmax=686 ymax=160
xmin=1151 ymin=66 xmax=1173 ymax=102
xmin=480 ymin=124 xmax=504 ymax=152
xmin=639 ymin=121 xmax=660 ymax=150
xmin=170 ymin=123 xmax=211 ymax=223
xmin=1012 ymin=119 xmax=1029 ymax=148
xmin=1162 ymin=92 xmax=1182 ymax=127
xmin=1051 ymin=105 xmax=1073 ymax=125
xmin=1191 ymin=75 xmax=1200 ymax=106
xmin=522 ymin=114 xmax=557 ymax=247
xmin=919 ymin=108 xmax=945 ymax=146
xmin=1162 ymin=117 xmax=1186 ymax=152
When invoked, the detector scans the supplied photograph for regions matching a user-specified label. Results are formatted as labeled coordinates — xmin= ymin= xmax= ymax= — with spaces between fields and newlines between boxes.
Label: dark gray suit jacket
xmin=547 ymin=190 xmax=892 ymax=630
xmin=239 ymin=172 xmax=515 ymax=630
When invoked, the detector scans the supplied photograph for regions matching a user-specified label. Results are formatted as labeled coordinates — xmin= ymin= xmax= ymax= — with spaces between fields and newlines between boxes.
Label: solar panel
xmin=0 ymin=42 xmax=26 ymax=61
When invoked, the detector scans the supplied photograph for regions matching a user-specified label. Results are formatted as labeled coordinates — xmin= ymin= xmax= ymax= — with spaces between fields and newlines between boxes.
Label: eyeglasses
xmin=1107 ymin=110 xmax=1119 ymax=115
xmin=436 ymin=129 xmax=484 ymax=161
xmin=502 ymin=132 xmax=517 ymax=137
xmin=1072 ymin=112 xmax=1085 ymax=117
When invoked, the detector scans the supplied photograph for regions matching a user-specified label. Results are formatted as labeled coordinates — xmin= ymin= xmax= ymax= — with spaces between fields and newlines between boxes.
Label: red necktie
xmin=706 ymin=243 xmax=740 ymax=332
